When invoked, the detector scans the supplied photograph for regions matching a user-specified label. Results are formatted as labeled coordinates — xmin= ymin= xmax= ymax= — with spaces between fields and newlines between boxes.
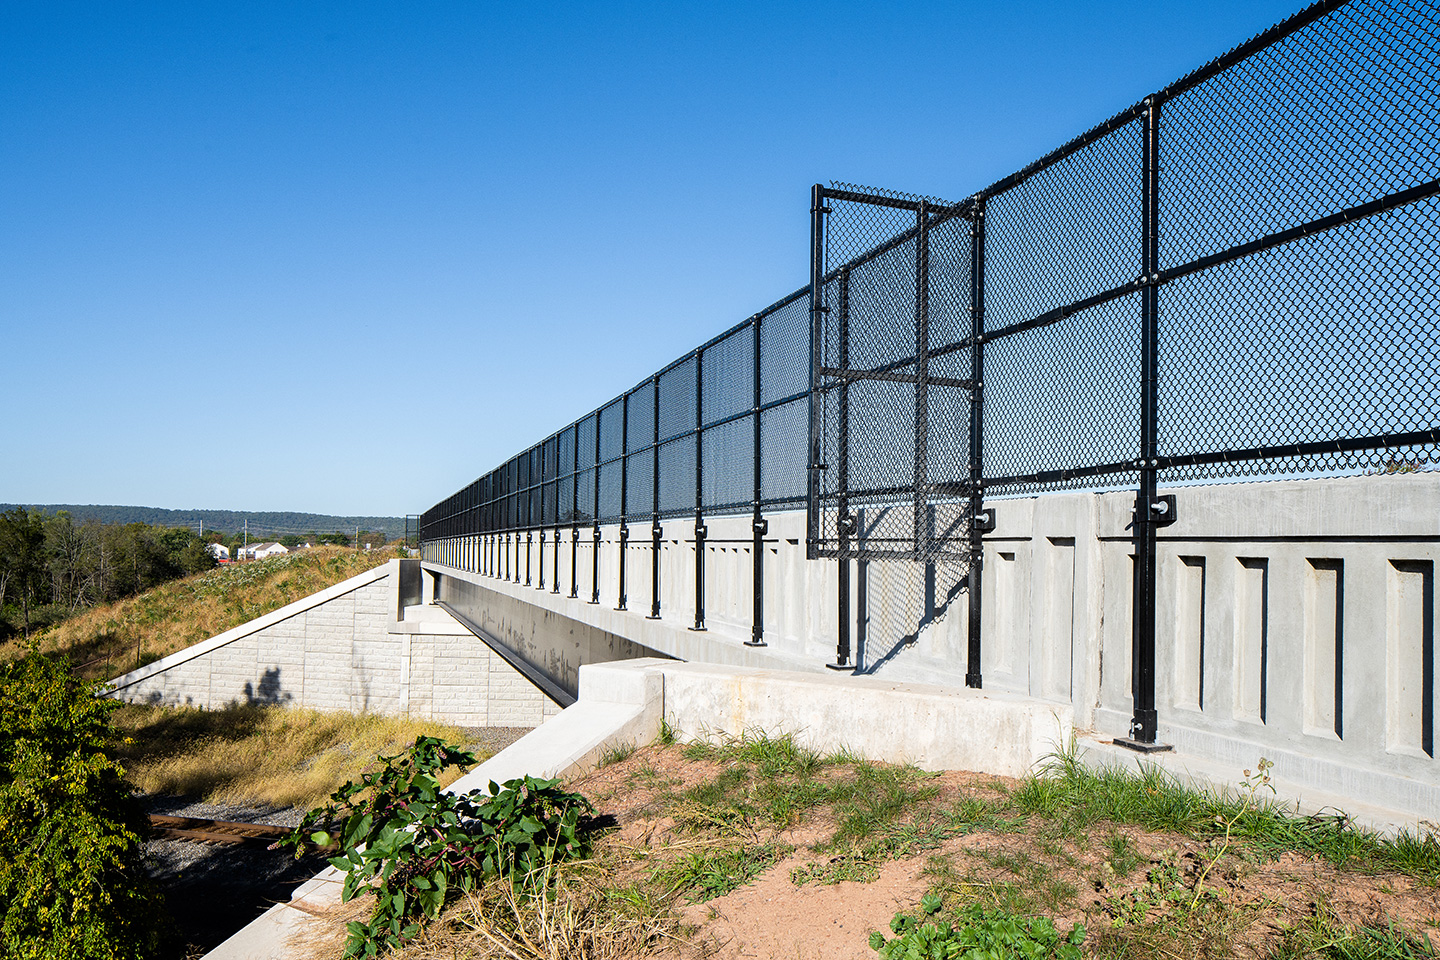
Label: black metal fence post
xmin=591 ymin=412 xmax=602 ymax=604
xmin=590 ymin=524 xmax=601 ymax=604
xmin=525 ymin=529 xmax=532 ymax=586
xmin=748 ymin=312 xmax=767 ymax=647
xmin=618 ymin=393 xmax=629 ymax=611
xmin=806 ymin=184 xmax=827 ymax=562
xmin=1121 ymin=96 xmax=1169 ymax=752
xmin=966 ymin=202 xmax=988 ymax=689
xmin=830 ymin=267 xmax=854 ymax=670
xmin=617 ymin=524 xmax=629 ymax=610
xmin=913 ymin=200 xmax=931 ymax=560
xmin=650 ymin=373 xmax=662 ymax=620
xmin=538 ymin=529 xmax=545 ymax=590
xmin=570 ymin=526 xmax=579 ymax=599
xmin=570 ymin=425 xmax=580 ymax=598
xmin=552 ymin=524 xmax=560 ymax=593
xmin=693 ymin=345 xmax=706 ymax=631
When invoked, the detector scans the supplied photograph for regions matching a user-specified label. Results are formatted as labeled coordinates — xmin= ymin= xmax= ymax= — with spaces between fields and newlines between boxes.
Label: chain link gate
xmin=808 ymin=183 xmax=988 ymax=681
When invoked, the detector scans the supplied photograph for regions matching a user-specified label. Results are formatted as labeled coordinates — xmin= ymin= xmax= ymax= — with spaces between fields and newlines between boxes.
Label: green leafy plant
xmin=869 ymin=896 xmax=1085 ymax=960
xmin=0 ymin=653 xmax=161 ymax=960
xmin=285 ymin=736 xmax=595 ymax=957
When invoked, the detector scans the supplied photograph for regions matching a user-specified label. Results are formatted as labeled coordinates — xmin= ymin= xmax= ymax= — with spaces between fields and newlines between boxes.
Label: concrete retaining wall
xmin=422 ymin=472 xmax=1440 ymax=822
xmin=107 ymin=559 xmax=563 ymax=727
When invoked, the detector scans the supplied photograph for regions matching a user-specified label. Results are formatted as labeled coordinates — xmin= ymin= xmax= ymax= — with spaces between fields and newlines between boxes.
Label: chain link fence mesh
xmin=423 ymin=0 xmax=1440 ymax=660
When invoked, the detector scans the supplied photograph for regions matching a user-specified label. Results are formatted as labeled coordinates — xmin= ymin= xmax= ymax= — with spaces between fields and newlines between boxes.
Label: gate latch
xmin=974 ymin=508 xmax=996 ymax=533
xmin=1148 ymin=494 xmax=1177 ymax=527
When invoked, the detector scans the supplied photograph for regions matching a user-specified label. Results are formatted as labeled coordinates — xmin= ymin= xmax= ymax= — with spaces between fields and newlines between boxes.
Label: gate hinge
xmin=974 ymin=508 xmax=996 ymax=533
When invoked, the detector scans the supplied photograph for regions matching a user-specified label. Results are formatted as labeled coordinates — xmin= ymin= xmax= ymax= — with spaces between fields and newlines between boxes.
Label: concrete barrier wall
xmin=439 ymin=576 xmax=669 ymax=698
xmin=108 ymin=559 xmax=563 ymax=727
xmin=422 ymin=472 xmax=1439 ymax=818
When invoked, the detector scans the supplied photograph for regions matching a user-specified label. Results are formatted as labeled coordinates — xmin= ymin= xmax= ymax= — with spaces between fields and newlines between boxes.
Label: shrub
xmin=0 ymin=654 xmax=161 ymax=959
xmin=286 ymin=736 xmax=595 ymax=958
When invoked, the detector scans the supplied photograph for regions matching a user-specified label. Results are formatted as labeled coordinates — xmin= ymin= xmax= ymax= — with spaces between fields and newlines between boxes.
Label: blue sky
xmin=0 ymin=0 xmax=1302 ymax=517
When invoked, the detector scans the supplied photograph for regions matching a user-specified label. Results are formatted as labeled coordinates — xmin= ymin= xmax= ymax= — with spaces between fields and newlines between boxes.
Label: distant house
xmin=206 ymin=543 xmax=231 ymax=561
xmin=242 ymin=542 xmax=289 ymax=560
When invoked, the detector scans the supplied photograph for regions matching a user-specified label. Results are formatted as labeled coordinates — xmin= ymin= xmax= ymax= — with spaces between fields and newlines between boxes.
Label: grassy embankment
xmin=6 ymin=545 xmax=402 ymax=681
xmin=299 ymin=732 xmax=1440 ymax=960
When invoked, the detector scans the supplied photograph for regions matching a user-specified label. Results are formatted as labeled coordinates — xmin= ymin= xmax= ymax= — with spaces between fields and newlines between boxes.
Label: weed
xmin=1105 ymin=832 xmax=1144 ymax=877
xmin=869 ymin=895 xmax=1084 ymax=960
xmin=944 ymin=794 xmax=1024 ymax=835
xmin=826 ymin=762 xmax=940 ymax=850
xmin=284 ymin=737 xmax=596 ymax=957
xmin=791 ymin=854 xmax=881 ymax=886
xmin=598 ymin=740 xmax=637 ymax=767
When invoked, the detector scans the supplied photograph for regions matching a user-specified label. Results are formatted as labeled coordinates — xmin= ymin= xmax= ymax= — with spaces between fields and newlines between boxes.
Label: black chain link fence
xmin=423 ymin=0 xmax=1439 ymax=659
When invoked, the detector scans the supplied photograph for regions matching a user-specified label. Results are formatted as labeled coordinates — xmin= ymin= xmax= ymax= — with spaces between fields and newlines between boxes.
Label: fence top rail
xmin=966 ymin=0 xmax=1347 ymax=206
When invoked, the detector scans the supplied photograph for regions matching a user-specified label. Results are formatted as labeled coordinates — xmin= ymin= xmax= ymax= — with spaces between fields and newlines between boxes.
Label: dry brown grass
xmin=293 ymin=864 xmax=682 ymax=960
xmin=9 ymin=546 xmax=399 ymax=681
xmin=113 ymin=702 xmax=480 ymax=810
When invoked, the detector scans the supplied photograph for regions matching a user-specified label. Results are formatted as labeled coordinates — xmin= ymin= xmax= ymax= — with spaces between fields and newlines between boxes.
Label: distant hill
xmin=0 ymin=504 xmax=409 ymax=540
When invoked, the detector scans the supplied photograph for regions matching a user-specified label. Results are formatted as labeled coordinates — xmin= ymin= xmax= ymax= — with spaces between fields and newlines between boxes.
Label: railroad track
xmin=148 ymin=814 xmax=295 ymax=849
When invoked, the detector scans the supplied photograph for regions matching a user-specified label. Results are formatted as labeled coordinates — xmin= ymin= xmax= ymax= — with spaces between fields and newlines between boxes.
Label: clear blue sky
xmin=0 ymin=0 xmax=1302 ymax=517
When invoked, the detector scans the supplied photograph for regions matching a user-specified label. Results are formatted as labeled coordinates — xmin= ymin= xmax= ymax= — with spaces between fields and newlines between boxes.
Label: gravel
xmin=143 ymin=795 xmax=326 ymax=959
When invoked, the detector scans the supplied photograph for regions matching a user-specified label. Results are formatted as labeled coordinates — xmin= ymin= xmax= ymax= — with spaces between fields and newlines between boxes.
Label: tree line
xmin=0 ymin=508 xmax=216 ymax=642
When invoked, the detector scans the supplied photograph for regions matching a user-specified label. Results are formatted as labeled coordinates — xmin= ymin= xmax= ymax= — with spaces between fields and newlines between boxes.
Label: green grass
xmin=1271 ymin=905 xmax=1439 ymax=959
xmin=653 ymin=843 xmax=791 ymax=902
xmin=1010 ymin=750 xmax=1440 ymax=880
xmin=598 ymin=740 xmax=638 ymax=767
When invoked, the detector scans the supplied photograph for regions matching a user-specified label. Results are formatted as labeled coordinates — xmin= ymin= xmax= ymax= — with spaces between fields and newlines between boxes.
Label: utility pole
xmin=244 ymin=520 xmax=248 ymax=561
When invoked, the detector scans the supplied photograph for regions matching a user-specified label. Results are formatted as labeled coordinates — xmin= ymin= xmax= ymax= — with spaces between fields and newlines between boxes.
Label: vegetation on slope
xmin=7 ymin=545 xmax=401 ymax=681
xmin=0 ymin=508 xmax=217 ymax=642
xmin=112 ymin=703 xmax=478 ymax=810
xmin=294 ymin=731 xmax=1440 ymax=960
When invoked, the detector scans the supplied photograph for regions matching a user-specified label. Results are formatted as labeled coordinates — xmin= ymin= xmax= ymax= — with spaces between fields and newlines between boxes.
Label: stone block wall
xmin=108 ymin=560 xmax=562 ymax=727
